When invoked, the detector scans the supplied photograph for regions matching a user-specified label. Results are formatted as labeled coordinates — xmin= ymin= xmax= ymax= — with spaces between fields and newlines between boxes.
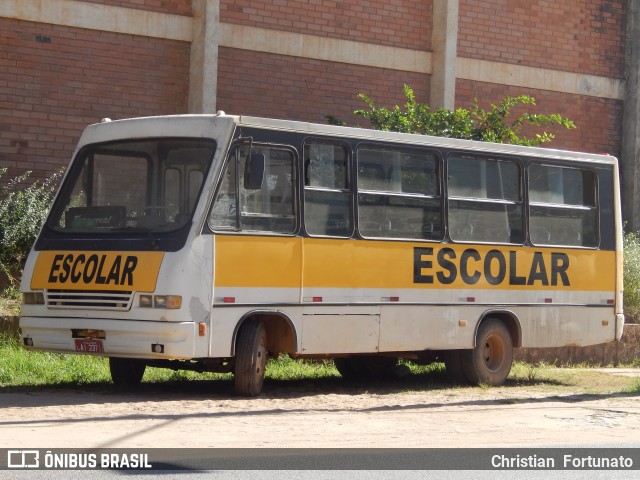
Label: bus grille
xmin=45 ymin=290 xmax=133 ymax=310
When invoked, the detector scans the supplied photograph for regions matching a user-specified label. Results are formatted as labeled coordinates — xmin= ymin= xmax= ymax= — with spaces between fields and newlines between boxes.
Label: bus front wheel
xmin=461 ymin=319 xmax=513 ymax=386
xmin=109 ymin=357 xmax=146 ymax=387
xmin=234 ymin=320 xmax=268 ymax=397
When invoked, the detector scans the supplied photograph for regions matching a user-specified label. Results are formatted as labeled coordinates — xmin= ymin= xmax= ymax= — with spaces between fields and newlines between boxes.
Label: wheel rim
xmin=482 ymin=334 xmax=505 ymax=372
xmin=253 ymin=329 xmax=267 ymax=381
xmin=255 ymin=336 xmax=267 ymax=376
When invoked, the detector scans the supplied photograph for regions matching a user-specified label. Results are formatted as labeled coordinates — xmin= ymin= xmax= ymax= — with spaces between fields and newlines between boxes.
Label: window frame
xmin=302 ymin=139 xmax=354 ymax=238
xmin=355 ymin=144 xmax=443 ymax=241
xmin=207 ymin=141 xmax=299 ymax=236
xmin=527 ymin=161 xmax=600 ymax=248
xmin=446 ymin=152 xmax=525 ymax=246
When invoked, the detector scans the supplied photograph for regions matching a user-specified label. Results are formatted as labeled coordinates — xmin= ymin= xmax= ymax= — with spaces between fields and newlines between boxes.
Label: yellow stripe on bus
xmin=214 ymin=236 xmax=616 ymax=291
xmin=214 ymin=236 xmax=302 ymax=288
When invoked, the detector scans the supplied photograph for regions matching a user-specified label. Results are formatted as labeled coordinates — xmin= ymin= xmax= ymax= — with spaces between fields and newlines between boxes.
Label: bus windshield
xmin=48 ymin=138 xmax=215 ymax=234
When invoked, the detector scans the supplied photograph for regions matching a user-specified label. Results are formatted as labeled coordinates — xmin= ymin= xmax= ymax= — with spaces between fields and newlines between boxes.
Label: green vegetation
xmin=0 ymin=296 xmax=19 ymax=317
xmin=621 ymin=378 xmax=640 ymax=394
xmin=266 ymin=355 xmax=338 ymax=380
xmin=0 ymin=332 xmax=109 ymax=386
xmin=329 ymin=84 xmax=576 ymax=146
xmin=0 ymin=168 xmax=63 ymax=295
xmin=624 ymin=230 xmax=640 ymax=322
xmin=0 ymin=334 xmax=339 ymax=388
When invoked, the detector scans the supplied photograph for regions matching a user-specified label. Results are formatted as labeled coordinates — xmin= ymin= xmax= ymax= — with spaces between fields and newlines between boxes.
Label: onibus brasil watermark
xmin=3 ymin=448 xmax=638 ymax=470
xmin=7 ymin=450 xmax=152 ymax=469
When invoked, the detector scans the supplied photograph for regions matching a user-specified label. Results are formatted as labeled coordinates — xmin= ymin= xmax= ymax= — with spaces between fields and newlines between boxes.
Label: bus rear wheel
xmin=109 ymin=357 xmax=146 ymax=387
xmin=461 ymin=319 xmax=513 ymax=386
xmin=234 ymin=320 xmax=268 ymax=397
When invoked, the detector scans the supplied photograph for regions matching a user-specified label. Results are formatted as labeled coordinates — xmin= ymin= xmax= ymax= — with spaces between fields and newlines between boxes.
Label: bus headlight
xmin=139 ymin=294 xmax=182 ymax=309
xmin=22 ymin=292 xmax=45 ymax=305
xmin=139 ymin=295 xmax=154 ymax=308
xmin=155 ymin=295 xmax=182 ymax=309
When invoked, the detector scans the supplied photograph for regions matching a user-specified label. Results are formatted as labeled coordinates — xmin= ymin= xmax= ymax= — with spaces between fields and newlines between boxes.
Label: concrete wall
xmin=80 ymin=0 xmax=193 ymax=16
xmin=220 ymin=0 xmax=431 ymax=51
xmin=516 ymin=324 xmax=640 ymax=366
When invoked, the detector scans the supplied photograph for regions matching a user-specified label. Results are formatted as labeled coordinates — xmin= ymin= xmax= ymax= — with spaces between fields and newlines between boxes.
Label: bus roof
xmin=77 ymin=114 xmax=237 ymax=147
xmin=79 ymin=113 xmax=617 ymax=166
xmin=236 ymin=114 xmax=618 ymax=166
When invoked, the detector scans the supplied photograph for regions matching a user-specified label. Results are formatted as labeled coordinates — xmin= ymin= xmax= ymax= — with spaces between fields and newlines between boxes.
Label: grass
xmin=0 ymin=334 xmax=340 ymax=387
xmin=1 ymin=331 xmax=639 ymax=395
xmin=0 ymin=332 xmax=110 ymax=386
xmin=622 ymin=379 xmax=640 ymax=394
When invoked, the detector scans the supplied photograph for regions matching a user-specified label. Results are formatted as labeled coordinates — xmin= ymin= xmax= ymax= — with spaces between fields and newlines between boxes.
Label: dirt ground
xmin=1 ymin=370 xmax=639 ymax=449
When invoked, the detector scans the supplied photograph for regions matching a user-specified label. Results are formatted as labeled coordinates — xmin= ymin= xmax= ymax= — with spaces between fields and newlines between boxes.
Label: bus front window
xmin=48 ymin=139 xmax=215 ymax=234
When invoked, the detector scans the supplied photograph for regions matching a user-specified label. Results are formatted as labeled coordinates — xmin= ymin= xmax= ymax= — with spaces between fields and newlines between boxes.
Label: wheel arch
xmin=231 ymin=310 xmax=298 ymax=356
xmin=474 ymin=310 xmax=522 ymax=348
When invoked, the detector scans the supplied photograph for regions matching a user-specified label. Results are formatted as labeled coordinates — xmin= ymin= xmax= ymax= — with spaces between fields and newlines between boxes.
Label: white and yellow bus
xmin=19 ymin=113 xmax=624 ymax=396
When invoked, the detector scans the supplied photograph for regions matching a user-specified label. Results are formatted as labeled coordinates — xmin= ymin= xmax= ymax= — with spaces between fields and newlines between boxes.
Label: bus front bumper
xmin=19 ymin=316 xmax=200 ymax=359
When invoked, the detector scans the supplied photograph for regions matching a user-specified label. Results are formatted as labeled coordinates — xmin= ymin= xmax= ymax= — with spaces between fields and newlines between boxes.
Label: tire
xmin=461 ymin=319 xmax=513 ymax=386
xmin=109 ymin=357 xmax=146 ymax=387
xmin=234 ymin=320 xmax=268 ymax=397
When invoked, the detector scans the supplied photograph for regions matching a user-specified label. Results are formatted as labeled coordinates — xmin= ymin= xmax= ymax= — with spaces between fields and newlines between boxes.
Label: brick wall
xmin=216 ymin=47 xmax=430 ymax=126
xmin=0 ymin=18 xmax=189 ymax=182
xmin=220 ymin=0 xmax=432 ymax=51
xmin=455 ymin=0 xmax=625 ymax=157
xmin=458 ymin=0 xmax=626 ymax=78
xmin=456 ymin=79 xmax=623 ymax=156
xmin=0 ymin=0 xmax=628 ymax=182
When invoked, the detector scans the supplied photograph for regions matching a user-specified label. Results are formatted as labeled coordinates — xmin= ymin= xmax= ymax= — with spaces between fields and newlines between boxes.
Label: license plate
xmin=74 ymin=339 xmax=104 ymax=353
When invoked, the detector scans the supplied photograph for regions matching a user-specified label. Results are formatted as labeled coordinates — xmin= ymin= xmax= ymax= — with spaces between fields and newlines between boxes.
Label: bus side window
xmin=357 ymin=146 xmax=442 ymax=240
xmin=210 ymin=145 xmax=296 ymax=234
xmin=303 ymin=142 xmax=352 ymax=237
xmin=239 ymin=146 xmax=296 ymax=234
xmin=447 ymin=154 xmax=523 ymax=244
xmin=529 ymin=164 xmax=597 ymax=247
xmin=209 ymin=152 xmax=239 ymax=230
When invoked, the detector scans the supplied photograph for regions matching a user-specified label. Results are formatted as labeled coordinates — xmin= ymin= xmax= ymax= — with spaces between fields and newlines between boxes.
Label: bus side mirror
xmin=245 ymin=153 xmax=265 ymax=190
